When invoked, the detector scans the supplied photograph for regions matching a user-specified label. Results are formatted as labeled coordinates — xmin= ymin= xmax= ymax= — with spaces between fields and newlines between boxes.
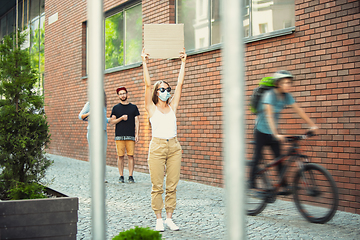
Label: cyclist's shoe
xmin=247 ymin=180 xmax=257 ymax=190
xmin=306 ymin=188 xmax=320 ymax=197
xmin=278 ymin=186 xmax=293 ymax=196
xmin=265 ymin=194 xmax=277 ymax=203
xmin=264 ymin=189 xmax=277 ymax=203
xmin=248 ymin=188 xmax=266 ymax=200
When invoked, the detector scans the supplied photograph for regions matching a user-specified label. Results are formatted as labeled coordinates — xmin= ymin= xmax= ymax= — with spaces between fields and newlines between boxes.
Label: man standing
xmin=109 ymin=86 xmax=140 ymax=183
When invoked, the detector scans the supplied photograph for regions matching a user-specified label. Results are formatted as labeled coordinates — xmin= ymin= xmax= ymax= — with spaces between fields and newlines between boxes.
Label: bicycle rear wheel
xmin=293 ymin=163 xmax=338 ymax=224
xmin=247 ymin=172 xmax=267 ymax=216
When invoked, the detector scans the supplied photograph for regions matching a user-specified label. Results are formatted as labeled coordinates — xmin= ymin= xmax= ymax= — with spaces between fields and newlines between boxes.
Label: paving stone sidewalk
xmin=44 ymin=154 xmax=360 ymax=240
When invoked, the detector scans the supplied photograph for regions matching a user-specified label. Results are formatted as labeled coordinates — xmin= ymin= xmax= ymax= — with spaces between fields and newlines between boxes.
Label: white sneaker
xmin=155 ymin=219 xmax=164 ymax=232
xmin=165 ymin=218 xmax=180 ymax=231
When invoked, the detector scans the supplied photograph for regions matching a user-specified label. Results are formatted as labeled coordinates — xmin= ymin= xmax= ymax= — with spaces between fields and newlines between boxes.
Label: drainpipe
xmin=87 ymin=0 xmax=106 ymax=239
xmin=38 ymin=1 xmax=41 ymax=91
xmin=16 ymin=0 xmax=18 ymax=47
xmin=22 ymin=0 xmax=24 ymax=30
xmin=222 ymin=0 xmax=246 ymax=239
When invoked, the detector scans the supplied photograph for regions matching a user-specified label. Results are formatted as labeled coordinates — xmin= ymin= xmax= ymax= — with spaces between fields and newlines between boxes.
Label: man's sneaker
xmin=128 ymin=176 xmax=135 ymax=183
xmin=119 ymin=176 xmax=124 ymax=183
xmin=165 ymin=218 xmax=179 ymax=231
xmin=155 ymin=219 xmax=164 ymax=232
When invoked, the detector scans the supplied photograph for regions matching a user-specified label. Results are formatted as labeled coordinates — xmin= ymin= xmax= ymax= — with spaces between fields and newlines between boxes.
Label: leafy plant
xmin=112 ymin=226 xmax=162 ymax=240
xmin=0 ymin=30 xmax=52 ymax=200
xmin=8 ymin=181 xmax=46 ymax=200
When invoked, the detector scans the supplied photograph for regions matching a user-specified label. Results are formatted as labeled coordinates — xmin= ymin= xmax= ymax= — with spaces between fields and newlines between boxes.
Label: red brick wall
xmin=44 ymin=0 xmax=359 ymax=213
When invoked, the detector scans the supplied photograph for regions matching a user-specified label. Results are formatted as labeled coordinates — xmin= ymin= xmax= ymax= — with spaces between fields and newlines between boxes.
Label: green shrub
xmin=8 ymin=181 xmax=46 ymax=200
xmin=0 ymin=31 xmax=52 ymax=200
xmin=112 ymin=226 xmax=162 ymax=240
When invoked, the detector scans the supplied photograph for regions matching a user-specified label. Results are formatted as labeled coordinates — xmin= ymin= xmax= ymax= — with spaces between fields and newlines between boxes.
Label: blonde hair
xmin=152 ymin=80 xmax=170 ymax=105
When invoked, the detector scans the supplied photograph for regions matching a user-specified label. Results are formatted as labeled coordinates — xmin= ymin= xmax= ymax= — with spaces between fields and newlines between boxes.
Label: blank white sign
xmin=144 ymin=24 xmax=184 ymax=59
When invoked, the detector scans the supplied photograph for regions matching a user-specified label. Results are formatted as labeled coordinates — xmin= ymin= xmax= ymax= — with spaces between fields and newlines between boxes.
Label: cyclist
xmin=249 ymin=70 xmax=318 ymax=194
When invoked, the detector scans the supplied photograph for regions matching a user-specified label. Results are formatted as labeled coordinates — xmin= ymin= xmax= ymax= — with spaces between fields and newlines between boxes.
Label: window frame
xmin=83 ymin=1 xmax=142 ymax=77
xmin=103 ymin=1 xmax=142 ymax=73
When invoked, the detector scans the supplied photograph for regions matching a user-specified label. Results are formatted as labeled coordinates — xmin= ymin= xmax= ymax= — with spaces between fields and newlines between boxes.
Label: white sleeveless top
xmin=150 ymin=106 xmax=177 ymax=139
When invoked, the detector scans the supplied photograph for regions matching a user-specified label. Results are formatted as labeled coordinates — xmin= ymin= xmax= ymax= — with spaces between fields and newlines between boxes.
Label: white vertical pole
xmin=222 ymin=0 xmax=246 ymax=239
xmin=87 ymin=0 xmax=105 ymax=239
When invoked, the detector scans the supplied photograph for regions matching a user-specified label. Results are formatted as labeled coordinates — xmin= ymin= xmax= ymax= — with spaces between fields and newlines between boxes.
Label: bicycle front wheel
xmin=247 ymin=172 xmax=267 ymax=216
xmin=293 ymin=163 xmax=338 ymax=224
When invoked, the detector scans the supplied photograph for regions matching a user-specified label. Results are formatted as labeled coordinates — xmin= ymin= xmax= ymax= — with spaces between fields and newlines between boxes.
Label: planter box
xmin=0 ymin=190 xmax=78 ymax=240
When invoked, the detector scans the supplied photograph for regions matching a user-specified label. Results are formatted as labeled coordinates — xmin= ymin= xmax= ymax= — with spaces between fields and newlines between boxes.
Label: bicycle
xmin=246 ymin=131 xmax=338 ymax=224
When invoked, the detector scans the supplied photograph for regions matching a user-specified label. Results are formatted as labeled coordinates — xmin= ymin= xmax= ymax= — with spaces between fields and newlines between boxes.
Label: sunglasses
xmin=157 ymin=87 xmax=171 ymax=93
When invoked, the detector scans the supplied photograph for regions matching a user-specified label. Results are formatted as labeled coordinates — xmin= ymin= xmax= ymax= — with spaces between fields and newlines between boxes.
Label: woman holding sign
xmin=141 ymin=48 xmax=186 ymax=232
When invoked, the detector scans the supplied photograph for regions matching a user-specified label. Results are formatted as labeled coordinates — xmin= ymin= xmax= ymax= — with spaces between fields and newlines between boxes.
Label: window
xmin=104 ymin=3 xmax=142 ymax=70
xmin=29 ymin=0 xmax=45 ymax=74
xmin=177 ymin=0 xmax=294 ymax=50
xmin=176 ymin=0 xmax=222 ymax=51
xmin=0 ymin=0 xmax=44 ymax=94
xmin=243 ymin=0 xmax=295 ymax=38
xmin=0 ymin=16 xmax=7 ymax=40
xmin=6 ymin=9 xmax=14 ymax=36
xmin=29 ymin=0 xmax=45 ymax=93
xmin=0 ymin=0 xmax=30 ymax=41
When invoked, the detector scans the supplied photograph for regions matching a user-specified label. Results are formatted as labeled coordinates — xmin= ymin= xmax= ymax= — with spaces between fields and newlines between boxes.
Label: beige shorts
xmin=116 ymin=140 xmax=135 ymax=157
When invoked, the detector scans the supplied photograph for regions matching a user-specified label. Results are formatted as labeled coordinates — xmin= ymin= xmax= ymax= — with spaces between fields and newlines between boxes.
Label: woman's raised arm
xmin=142 ymin=48 xmax=155 ymax=115
xmin=170 ymin=48 xmax=187 ymax=112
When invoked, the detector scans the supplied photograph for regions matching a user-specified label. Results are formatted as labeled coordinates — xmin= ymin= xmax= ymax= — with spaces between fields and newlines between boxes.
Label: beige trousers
xmin=148 ymin=137 xmax=182 ymax=214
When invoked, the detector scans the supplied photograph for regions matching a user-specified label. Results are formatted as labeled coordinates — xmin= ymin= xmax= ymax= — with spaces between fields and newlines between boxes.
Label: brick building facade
xmin=43 ymin=0 xmax=359 ymax=214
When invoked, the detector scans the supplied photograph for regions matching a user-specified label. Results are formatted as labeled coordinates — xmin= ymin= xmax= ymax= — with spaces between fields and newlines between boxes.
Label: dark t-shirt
xmin=110 ymin=103 xmax=140 ymax=140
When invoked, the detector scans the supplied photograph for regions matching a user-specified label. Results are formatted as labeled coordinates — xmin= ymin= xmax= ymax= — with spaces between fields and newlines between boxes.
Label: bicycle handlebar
xmin=285 ymin=131 xmax=316 ymax=142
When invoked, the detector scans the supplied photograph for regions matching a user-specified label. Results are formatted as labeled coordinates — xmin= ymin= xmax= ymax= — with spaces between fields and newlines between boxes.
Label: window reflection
xmin=243 ymin=0 xmax=250 ymax=37
xmin=245 ymin=0 xmax=295 ymax=38
xmin=105 ymin=11 xmax=124 ymax=69
xmin=211 ymin=0 xmax=222 ymax=45
xmin=125 ymin=4 xmax=142 ymax=65
xmin=194 ymin=0 xmax=209 ymax=49
xmin=177 ymin=0 xmax=222 ymax=51
xmin=29 ymin=0 xmax=45 ymax=93
xmin=177 ymin=0 xmax=196 ymax=50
